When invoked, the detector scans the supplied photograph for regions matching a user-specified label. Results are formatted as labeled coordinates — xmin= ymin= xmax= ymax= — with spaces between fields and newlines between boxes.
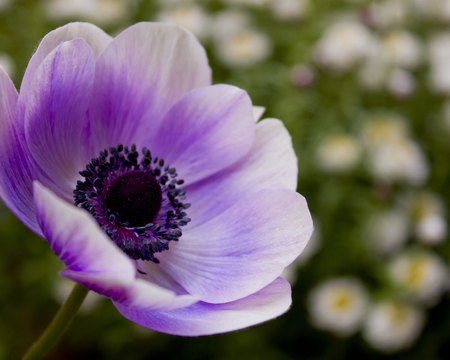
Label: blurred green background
xmin=2 ymin=0 xmax=450 ymax=359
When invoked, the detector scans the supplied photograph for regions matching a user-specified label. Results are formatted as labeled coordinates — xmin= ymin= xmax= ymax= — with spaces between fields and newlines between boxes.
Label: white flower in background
xmin=53 ymin=278 xmax=103 ymax=315
xmin=307 ymin=277 xmax=369 ymax=337
xmin=0 ymin=52 xmax=15 ymax=78
xmin=290 ymin=64 xmax=316 ymax=88
xmin=155 ymin=0 xmax=197 ymax=7
xmin=370 ymin=0 xmax=411 ymax=28
xmin=156 ymin=5 xmax=211 ymax=41
xmin=267 ymin=0 xmax=310 ymax=22
xmin=368 ymin=140 xmax=429 ymax=186
xmin=407 ymin=191 xmax=448 ymax=245
xmin=0 ymin=0 xmax=11 ymax=11
xmin=223 ymin=0 xmax=267 ymax=7
xmin=215 ymin=28 xmax=272 ymax=68
xmin=369 ymin=209 xmax=410 ymax=255
xmin=363 ymin=301 xmax=425 ymax=353
xmin=360 ymin=114 xmax=410 ymax=149
xmin=428 ymin=32 xmax=450 ymax=95
xmin=386 ymin=68 xmax=416 ymax=99
xmin=281 ymin=224 xmax=321 ymax=284
xmin=358 ymin=59 xmax=389 ymax=91
xmin=313 ymin=21 xmax=376 ymax=72
xmin=316 ymin=134 xmax=363 ymax=173
xmin=413 ymin=0 xmax=443 ymax=20
xmin=45 ymin=0 xmax=132 ymax=25
xmin=415 ymin=214 xmax=448 ymax=245
xmin=381 ymin=31 xmax=422 ymax=70
xmin=389 ymin=250 xmax=448 ymax=306
xmin=211 ymin=9 xmax=251 ymax=41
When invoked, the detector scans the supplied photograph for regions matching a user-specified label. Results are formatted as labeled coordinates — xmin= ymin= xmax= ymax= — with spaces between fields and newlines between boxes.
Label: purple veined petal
xmin=24 ymin=39 xmax=95 ymax=202
xmin=115 ymin=277 xmax=292 ymax=336
xmin=252 ymin=106 xmax=265 ymax=122
xmin=0 ymin=67 xmax=42 ymax=235
xmin=114 ymin=279 xmax=198 ymax=311
xmin=158 ymin=188 xmax=313 ymax=304
xmin=34 ymin=181 xmax=198 ymax=309
xmin=185 ymin=118 xmax=298 ymax=228
xmin=33 ymin=181 xmax=135 ymax=299
xmin=17 ymin=22 xmax=112 ymax=144
xmin=150 ymin=84 xmax=255 ymax=184
xmin=88 ymin=22 xmax=212 ymax=152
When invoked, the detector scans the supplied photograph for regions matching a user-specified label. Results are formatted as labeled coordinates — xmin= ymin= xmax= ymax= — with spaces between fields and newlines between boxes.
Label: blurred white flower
xmin=381 ymin=31 xmax=422 ymax=70
xmin=358 ymin=59 xmax=389 ymax=91
xmin=316 ymin=134 xmax=363 ymax=173
xmin=155 ymin=0 xmax=197 ymax=7
xmin=369 ymin=0 xmax=411 ymax=28
xmin=369 ymin=209 xmax=410 ymax=255
xmin=267 ymin=0 xmax=310 ymax=22
xmin=406 ymin=191 xmax=448 ymax=245
xmin=211 ymin=9 xmax=251 ymax=41
xmin=360 ymin=114 xmax=410 ymax=149
xmin=156 ymin=5 xmax=211 ymax=41
xmin=368 ymin=140 xmax=429 ymax=186
xmin=215 ymin=28 xmax=272 ymax=67
xmin=0 ymin=52 xmax=15 ymax=78
xmin=45 ymin=0 xmax=131 ymax=25
xmin=281 ymin=224 xmax=321 ymax=284
xmin=223 ymin=0 xmax=267 ymax=7
xmin=415 ymin=214 xmax=448 ymax=245
xmin=290 ymin=64 xmax=316 ymax=88
xmin=53 ymin=278 xmax=104 ymax=315
xmin=313 ymin=21 xmax=376 ymax=72
xmin=428 ymin=32 xmax=450 ymax=95
xmin=389 ymin=250 xmax=448 ymax=306
xmin=363 ymin=301 xmax=425 ymax=353
xmin=307 ymin=277 xmax=369 ymax=337
xmin=386 ymin=68 xmax=416 ymax=99
xmin=0 ymin=0 xmax=11 ymax=11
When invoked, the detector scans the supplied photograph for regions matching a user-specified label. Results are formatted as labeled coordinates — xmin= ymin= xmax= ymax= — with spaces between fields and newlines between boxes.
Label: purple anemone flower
xmin=0 ymin=22 xmax=313 ymax=336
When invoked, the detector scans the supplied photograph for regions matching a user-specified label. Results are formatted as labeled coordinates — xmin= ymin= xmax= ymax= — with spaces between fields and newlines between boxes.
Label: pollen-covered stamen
xmin=73 ymin=144 xmax=191 ymax=263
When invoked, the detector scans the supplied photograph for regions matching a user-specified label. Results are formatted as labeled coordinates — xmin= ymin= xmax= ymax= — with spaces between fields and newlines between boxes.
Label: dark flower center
xmin=73 ymin=144 xmax=191 ymax=264
xmin=105 ymin=171 xmax=162 ymax=227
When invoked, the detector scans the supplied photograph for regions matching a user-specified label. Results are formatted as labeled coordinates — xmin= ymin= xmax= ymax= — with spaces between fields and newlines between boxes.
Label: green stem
xmin=22 ymin=283 xmax=89 ymax=360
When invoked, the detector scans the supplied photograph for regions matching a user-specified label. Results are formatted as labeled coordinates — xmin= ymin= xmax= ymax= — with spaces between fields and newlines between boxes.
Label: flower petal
xmin=17 ymin=22 xmax=111 ymax=141
xmin=89 ymin=22 xmax=212 ymax=152
xmin=24 ymin=39 xmax=95 ymax=201
xmin=114 ymin=279 xmax=198 ymax=311
xmin=34 ymin=181 xmax=198 ymax=309
xmin=186 ymin=119 xmax=297 ymax=228
xmin=158 ymin=188 xmax=313 ymax=303
xmin=151 ymin=84 xmax=255 ymax=184
xmin=115 ymin=277 xmax=292 ymax=336
xmin=33 ymin=181 xmax=135 ymax=299
xmin=0 ymin=67 xmax=41 ymax=235
xmin=252 ymin=106 xmax=265 ymax=122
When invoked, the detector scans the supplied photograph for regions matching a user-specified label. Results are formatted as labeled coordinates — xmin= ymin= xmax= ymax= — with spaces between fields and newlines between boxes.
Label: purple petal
xmin=17 ymin=22 xmax=112 ymax=142
xmin=33 ymin=181 xmax=135 ymax=299
xmin=114 ymin=279 xmax=198 ymax=311
xmin=151 ymin=84 xmax=255 ymax=184
xmin=88 ymin=22 xmax=211 ymax=152
xmin=0 ymin=67 xmax=41 ymax=235
xmin=24 ymin=39 xmax=95 ymax=201
xmin=34 ymin=181 xmax=199 ymax=309
xmin=186 ymin=119 xmax=298 ymax=228
xmin=158 ymin=189 xmax=313 ymax=303
xmin=115 ymin=277 xmax=292 ymax=336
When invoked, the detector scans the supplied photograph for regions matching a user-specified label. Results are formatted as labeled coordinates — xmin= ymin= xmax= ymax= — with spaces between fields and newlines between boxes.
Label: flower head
xmin=0 ymin=22 xmax=313 ymax=336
